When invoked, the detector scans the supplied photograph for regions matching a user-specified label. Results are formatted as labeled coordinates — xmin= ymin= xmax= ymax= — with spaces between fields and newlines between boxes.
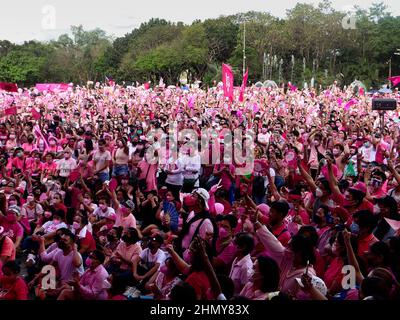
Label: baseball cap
xmin=192 ymin=188 xmax=210 ymax=210
xmin=349 ymin=182 xmax=367 ymax=194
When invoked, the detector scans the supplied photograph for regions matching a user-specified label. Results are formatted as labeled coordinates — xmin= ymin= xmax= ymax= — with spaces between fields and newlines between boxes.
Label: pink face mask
xmin=85 ymin=258 xmax=92 ymax=268
xmin=72 ymin=222 xmax=80 ymax=230
xmin=219 ymin=227 xmax=229 ymax=239
xmin=44 ymin=211 xmax=52 ymax=218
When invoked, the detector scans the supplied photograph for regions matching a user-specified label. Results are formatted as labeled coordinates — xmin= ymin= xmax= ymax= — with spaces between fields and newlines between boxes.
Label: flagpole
xmin=243 ymin=21 xmax=246 ymax=77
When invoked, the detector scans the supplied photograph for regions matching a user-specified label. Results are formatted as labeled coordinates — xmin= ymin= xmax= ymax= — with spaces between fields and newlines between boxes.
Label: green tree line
xmin=0 ymin=1 xmax=399 ymax=88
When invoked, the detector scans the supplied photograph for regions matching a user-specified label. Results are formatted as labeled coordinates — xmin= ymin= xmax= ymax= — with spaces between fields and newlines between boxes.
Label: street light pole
xmin=243 ymin=21 xmax=246 ymax=77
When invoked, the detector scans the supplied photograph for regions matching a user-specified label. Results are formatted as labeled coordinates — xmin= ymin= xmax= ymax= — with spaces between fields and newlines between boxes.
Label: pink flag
xmin=384 ymin=218 xmax=400 ymax=231
xmin=33 ymin=125 xmax=49 ymax=149
xmin=188 ymin=95 xmax=195 ymax=109
xmin=222 ymin=63 xmax=234 ymax=102
xmin=344 ymin=99 xmax=357 ymax=110
xmin=4 ymin=106 xmax=17 ymax=115
xmin=31 ymin=108 xmax=41 ymax=120
xmin=36 ymin=83 xmax=69 ymax=92
xmin=389 ymin=76 xmax=400 ymax=87
xmin=239 ymin=68 xmax=248 ymax=102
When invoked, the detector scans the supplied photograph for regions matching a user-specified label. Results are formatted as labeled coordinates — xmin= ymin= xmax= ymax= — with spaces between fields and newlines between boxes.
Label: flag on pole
xmin=0 ymin=82 xmax=18 ymax=92
xmin=222 ymin=63 xmax=234 ymax=102
xmin=105 ymin=76 xmax=115 ymax=87
xmin=239 ymin=68 xmax=248 ymax=102
xmin=389 ymin=76 xmax=400 ymax=87
xmin=4 ymin=106 xmax=17 ymax=115
xmin=31 ymin=108 xmax=41 ymax=120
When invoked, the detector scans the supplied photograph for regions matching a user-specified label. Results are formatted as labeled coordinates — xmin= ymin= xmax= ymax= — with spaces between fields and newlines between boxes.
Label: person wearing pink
xmin=21 ymin=134 xmax=37 ymax=154
xmin=58 ymin=250 xmax=109 ymax=300
xmin=181 ymin=189 xmax=214 ymax=258
xmin=137 ymin=158 xmax=158 ymax=193
xmin=0 ymin=261 xmax=28 ymax=300
xmin=353 ymin=210 xmax=379 ymax=258
xmin=44 ymin=136 xmax=63 ymax=156
xmin=214 ymin=215 xmax=238 ymax=272
xmin=239 ymin=256 xmax=280 ymax=300
xmin=108 ymin=228 xmax=142 ymax=272
xmin=254 ymin=215 xmax=326 ymax=299
xmin=38 ymin=230 xmax=84 ymax=284
xmin=41 ymin=153 xmax=58 ymax=178
xmin=0 ymin=208 xmax=24 ymax=250
xmin=115 ymin=207 xmax=137 ymax=230
xmin=0 ymin=227 xmax=16 ymax=275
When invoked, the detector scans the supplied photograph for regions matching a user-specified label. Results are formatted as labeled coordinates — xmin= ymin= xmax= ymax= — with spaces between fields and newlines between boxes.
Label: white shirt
xmin=93 ymin=206 xmax=115 ymax=219
xmin=229 ymin=254 xmax=254 ymax=295
xmin=139 ymin=248 xmax=167 ymax=271
xmin=181 ymin=153 xmax=201 ymax=185
xmin=57 ymin=157 xmax=77 ymax=177
xmin=165 ymin=157 xmax=184 ymax=186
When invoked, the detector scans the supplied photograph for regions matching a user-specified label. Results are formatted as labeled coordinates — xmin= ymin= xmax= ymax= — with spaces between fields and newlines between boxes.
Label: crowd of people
xmin=0 ymin=80 xmax=400 ymax=301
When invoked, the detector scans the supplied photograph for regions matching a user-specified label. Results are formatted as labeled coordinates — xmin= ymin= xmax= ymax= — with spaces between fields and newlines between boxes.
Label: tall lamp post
xmin=243 ymin=21 xmax=246 ymax=77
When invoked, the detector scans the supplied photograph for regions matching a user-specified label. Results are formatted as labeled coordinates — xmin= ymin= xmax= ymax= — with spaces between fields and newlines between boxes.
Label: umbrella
xmin=254 ymin=81 xmax=263 ymax=88
xmin=263 ymin=80 xmax=278 ymax=89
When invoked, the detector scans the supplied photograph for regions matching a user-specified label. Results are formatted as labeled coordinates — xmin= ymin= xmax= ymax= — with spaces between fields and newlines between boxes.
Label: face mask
xmin=364 ymin=142 xmax=371 ymax=148
xmin=16 ymin=152 xmax=23 ymax=158
xmin=49 ymin=141 xmax=56 ymax=146
xmin=160 ymin=265 xmax=169 ymax=274
xmin=374 ymin=205 xmax=381 ymax=215
xmin=99 ymin=204 xmax=107 ymax=211
xmin=183 ymin=195 xmax=197 ymax=208
xmin=83 ymin=198 xmax=91 ymax=205
xmin=44 ymin=211 xmax=52 ymax=218
xmin=64 ymin=153 xmax=70 ymax=159
xmin=106 ymin=234 xmax=116 ymax=242
xmin=261 ymin=128 xmax=267 ymax=134
xmin=53 ymin=218 xmax=61 ymax=225
xmin=315 ymin=188 xmax=324 ymax=198
xmin=8 ymin=200 xmax=17 ymax=207
xmin=85 ymin=258 xmax=92 ymax=268
xmin=9 ymin=135 xmax=16 ymax=140
xmin=219 ymin=227 xmax=229 ymax=239
xmin=333 ymin=149 xmax=340 ymax=156
xmin=27 ymin=196 xmax=34 ymax=203
xmin=72 ymin=222 xmax=80 ymax=230
xmin=314 ymin=140 xmax=320 ymax=147
xmin=350 ymin=222 xmax=360 ymax=234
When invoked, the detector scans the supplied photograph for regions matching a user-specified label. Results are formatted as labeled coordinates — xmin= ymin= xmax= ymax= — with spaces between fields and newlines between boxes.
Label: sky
xmin=1 ymin=0 xmax=399 ymax=43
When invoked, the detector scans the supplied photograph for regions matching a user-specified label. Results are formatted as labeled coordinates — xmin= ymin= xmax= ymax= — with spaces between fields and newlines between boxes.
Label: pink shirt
xmin=323 ymin=256 xmax=344 ymax=290
xmin=115 ymin=242 xmax=142 ymax=270
xmin=115 ymin=210 xmax=137 ymax=230
xmin=79 ymin=264 xmax=109 ymax=300
xmin=137 ymin=161 xmax=157 ymax=192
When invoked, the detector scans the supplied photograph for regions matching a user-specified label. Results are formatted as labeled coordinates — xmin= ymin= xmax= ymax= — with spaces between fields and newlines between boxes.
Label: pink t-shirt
xmin=115 ymin=210 xmax=137 ymax=230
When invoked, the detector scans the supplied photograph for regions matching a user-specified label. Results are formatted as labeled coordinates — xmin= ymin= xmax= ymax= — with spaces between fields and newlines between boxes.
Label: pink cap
xmin=257 ymin=203 xmax=270 ymax=216
xmin=106 ymin=213 xmax=117 ymax=221
xmin=214 ymin=203 xmax=224 ymax=215
xmin=350 ymin=182 xmax=367 ymax=194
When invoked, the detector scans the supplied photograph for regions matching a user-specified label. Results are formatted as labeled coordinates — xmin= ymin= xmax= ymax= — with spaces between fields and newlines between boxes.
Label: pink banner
xmin=35 ymin=83 xmax=69 ymax=92
xmin=239 ymin=68 xmax=248 ymax=102
xmin=389 ymin=76 xmax=400 ymax=87
xmin=222 ymin=63 xmax=234 ymax=102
